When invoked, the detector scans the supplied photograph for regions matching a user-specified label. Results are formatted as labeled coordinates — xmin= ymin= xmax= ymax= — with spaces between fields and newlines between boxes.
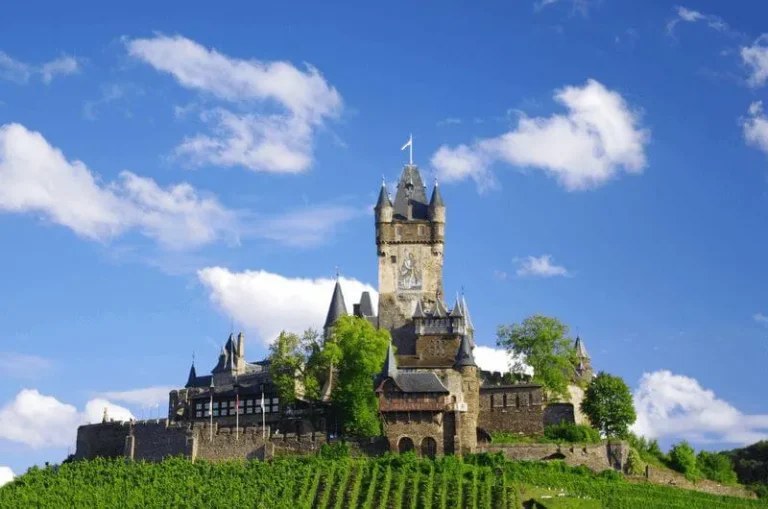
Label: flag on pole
xmin=260 ymin=392 xmax=266 ymax=440
xmin=401 ymin=134 xmax=413 ymax=165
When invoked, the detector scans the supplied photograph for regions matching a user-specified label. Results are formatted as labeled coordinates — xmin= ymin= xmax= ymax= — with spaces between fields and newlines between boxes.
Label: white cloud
xmin=632 ymin=370 xmax=768 ymax=445
xmin=474 ymin=346 xmax=533 ymax=376
xmin=0 ymin=389 xmax=132 ymax=448
xmin=437 ymin=117 xmax=462 ymax=127
xmin=126 ymin=34 xmax=342 ymax=173
xmin=742 ymin=101 xmax=768 ymax=154
xmin=753 ymin=312 xmax=768 ymax=325
xmin=515 ymin=255 xmax=570 ymax=277
xmin=0 ymin=51 xmax=79 ymax=84
xmin=742 ymin=36 xmax=768 ymax=88
xmin=251 ymin=204 xmax=363 ymax=247
xmin=667 ymin=6 xmax=730 ymax=35
xmin=198 ymin=267 xmax=377 ymax=345
xmin=431 ymin=79 xmax=649 ymax=192
xmin=99 ymin=386 xmax=173 ymax=408
xmin=0 ymin=123 xmax=238 ymax=249
xmin=0 ymin=352 xmax=52 ymax=379
xmin=39 ymin=55 xmax=80 ymax=84
xmin=0 ymin=466 xmax=13 ymax=487
xmin=534 ymin=0 xmax=590 ymax=16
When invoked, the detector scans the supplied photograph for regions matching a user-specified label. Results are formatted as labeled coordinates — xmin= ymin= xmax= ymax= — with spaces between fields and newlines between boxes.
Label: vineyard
xmin=1 ymin=454 xmax=766 ymax=509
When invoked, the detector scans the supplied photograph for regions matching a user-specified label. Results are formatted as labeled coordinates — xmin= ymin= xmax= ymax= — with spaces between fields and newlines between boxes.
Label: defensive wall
xmin=476 ymin=441 xmax=629 ymax=473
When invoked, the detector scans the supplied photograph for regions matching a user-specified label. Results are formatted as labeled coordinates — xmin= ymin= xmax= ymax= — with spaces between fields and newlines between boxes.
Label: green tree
xmin=269 ymin=329 xmax=326 ymax=404
xmin=580 ymin=372 xmax=636 ymax=438
xmin=496 ymin=315 xmax=576 ymax=400
xmin=669 ymin=441 xmax=698 ymax=478
xmin=698 ymin=451 xmax=738 ymax=484
xmin=326 ymin=315 xmax=390 ymax=437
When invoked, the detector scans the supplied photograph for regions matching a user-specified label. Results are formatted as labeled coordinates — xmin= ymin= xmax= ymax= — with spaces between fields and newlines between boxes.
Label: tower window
xmin=390 ymin=255 xmax=397 ymax=264
xmin=418 ymin=225 xmax=425 ymax=236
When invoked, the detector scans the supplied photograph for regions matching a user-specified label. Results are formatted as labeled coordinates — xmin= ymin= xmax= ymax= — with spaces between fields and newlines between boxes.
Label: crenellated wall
xmin=75 ymin=421 xmax=130 ymax=459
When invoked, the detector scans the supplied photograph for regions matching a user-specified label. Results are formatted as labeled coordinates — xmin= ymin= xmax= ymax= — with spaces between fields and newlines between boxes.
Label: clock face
xmin=398 ymin=249 xmax=422 ymax=290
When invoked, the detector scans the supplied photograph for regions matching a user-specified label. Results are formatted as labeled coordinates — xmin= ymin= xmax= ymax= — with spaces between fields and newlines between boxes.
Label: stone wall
xmin=383 ymin=411 xmax=447 ymax=456
xmin=635 ymin=467 xmax=757 ymax=499
xmin=75 ymin=421 xmax=129 ymax=459
xmin=567 ymin=385 xmax=589 ymax=426
xmin=478 ymin=385 xmax=544 ymax=435
xmin=543 ymin=403 xmax=575 ymax=426
xmin=128 ymin=420 xmax=191 ymax=462
xmin=477 ymin=442 xmax=629 ymax=473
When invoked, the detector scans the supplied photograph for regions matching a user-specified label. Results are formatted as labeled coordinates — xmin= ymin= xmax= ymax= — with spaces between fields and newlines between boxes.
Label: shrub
xmin=319 ymin=442 xmax=350 ymax=459
xmin=669 ymin=441 xmax=698 ymax=478
xmin=626 ymin=448 xmax=646 ymax=476
xmin=697 ymin=451 xmax=738 ymax=485
xmin=544 ymin=422 xmax=601 ymax=444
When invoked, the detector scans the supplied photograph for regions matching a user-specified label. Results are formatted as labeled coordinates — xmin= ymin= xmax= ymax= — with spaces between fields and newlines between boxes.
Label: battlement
xmin=414 ymin=315 xmax=468 ymax=336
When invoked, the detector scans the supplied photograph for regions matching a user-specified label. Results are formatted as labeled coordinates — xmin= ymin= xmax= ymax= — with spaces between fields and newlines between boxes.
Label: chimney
xmin=237 ymin=332 xmax=245 ymax=367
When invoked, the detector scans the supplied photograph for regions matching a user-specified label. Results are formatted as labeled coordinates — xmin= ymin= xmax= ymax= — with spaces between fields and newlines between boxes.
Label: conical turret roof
xmin=324 ymin=280 xmax=348 ymax=329
xmin=375 ymin=181 xmax=392 ymax=210
xmin=454 ymin=334 xmax=476 ymax=367
xmin=575 ymin=336 xmax=590 ymax=359
xmin=185 ymin=363 xmax=197 ymax=388
xmin=381 ymin=341 xmax=398 ymax=380
xmin=429 ymin=181 xmax=445 ymax=208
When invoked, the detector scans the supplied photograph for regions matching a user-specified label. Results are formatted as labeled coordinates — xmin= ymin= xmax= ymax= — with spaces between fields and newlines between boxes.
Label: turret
xmin=574 ymin=336 xmax=593 ymax=382
xmin=375 ymin=180 xmax=393 ymax=223
xmin=324 ymin=280 xmax=348 ymax=339
xmin=428 ymin=180 xmax=445 ymax=223
xmin=237 ymin=332 xmax=245 ymax=370
xmin=185 ymin=362 xmax=197 ymax=388
xmin=454 ymin=334 xmax=476 ymax=368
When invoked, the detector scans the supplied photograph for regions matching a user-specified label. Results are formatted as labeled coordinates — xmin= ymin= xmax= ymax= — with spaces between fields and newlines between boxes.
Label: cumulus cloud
xmin=0 ymin=51 xmax=79 ymax=84
xmin=515 ymin=255 xmax=570 ymax=278
xmin=666 ymin=6 xmax=730 ymax=35
xmin=198 ymin=267 xmax=377 ymax=345
xmin=0 ymin=389 xmax=132 ymax=448
xmin=742 ymin=36 xmax=768 ymax=88
xmin=126 ymin=34 xmax=342 ymax=174
xmin=742 ymin=101 xmax=768 ymax=154
xmin=632 ymin=370 xmax=768 ymax=445
xmin=0 ymin=466 xmax=13 ymax=487
xmin=99 ymin=386 xmax=173 ymax=408
xmin=0 ymin=352 xmax=52 ymax=379
xmin=0 ymin=123 xmax=240 ymax=249
xmin=431 ymin=80 xmax=649 ymax=192
xmin=474 ymin=346 xmax=533 ymax=376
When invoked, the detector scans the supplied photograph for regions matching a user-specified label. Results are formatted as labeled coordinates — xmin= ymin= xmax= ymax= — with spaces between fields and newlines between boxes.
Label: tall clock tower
xmin=374 ymin=164 xmax=446 ymax=354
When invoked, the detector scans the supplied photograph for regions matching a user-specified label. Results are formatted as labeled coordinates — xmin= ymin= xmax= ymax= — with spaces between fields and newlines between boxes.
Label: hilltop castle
xmin=76 ymin=162 xmax=592 ymax=462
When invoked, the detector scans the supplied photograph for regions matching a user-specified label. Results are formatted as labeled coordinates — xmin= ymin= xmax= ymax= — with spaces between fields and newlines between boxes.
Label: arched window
xmin=421 ymin=437 xmax=437 ymax=458
xmin=398 ymin=437 xmax=415 ymax=454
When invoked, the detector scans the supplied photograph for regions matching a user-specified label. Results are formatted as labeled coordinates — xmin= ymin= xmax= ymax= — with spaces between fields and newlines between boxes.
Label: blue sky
xmin=2 ymin=0 xmax=768 ymax=479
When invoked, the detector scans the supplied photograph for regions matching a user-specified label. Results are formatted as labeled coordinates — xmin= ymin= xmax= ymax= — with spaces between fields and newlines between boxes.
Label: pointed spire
xmin=375 ymin=180 xmax=392 ymax=210
xmin=324 ymin=280 xmax=348 ymax=329
xmin=393 ymin=165 xmax=428 ymax=220
xmin=358 ymin=291 xmax=375 ymax=317
xmin=454 ymin=335 xmax=476 ymax=368
xmin=575 ymin=336 xmax=590 ymax=359
xmin=434 ymin=298 xmax=448 ymax=317
xmin=413 ymin=299 xmax=425 ymax=318
xmin=429 ymin=180 xmax=445 ymax=208
xmin=185 ymin=362 xmax=198 ymax=388
xmin=450 ymin=293 xmax=464 ymax=317
xmin=381 ymin=341 xmax=398 ymax=380
xmin=461 ymin=295 xmax=473 ymax=331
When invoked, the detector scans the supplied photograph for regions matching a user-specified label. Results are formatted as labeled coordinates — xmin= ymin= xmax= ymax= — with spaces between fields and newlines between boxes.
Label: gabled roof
xmin=575 ymin=336 xmax=590 ymax=359
xmin=454 ymin=334 xmax=476 ymax=368
xmin=324 ymin=280 xmax=347 ymax=329
xmin=393 ymin=165 xmax=429 ymax=220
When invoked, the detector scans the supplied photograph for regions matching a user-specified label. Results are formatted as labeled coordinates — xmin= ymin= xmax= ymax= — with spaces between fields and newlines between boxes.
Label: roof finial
xmin=335 ymin=266 xmax=340 ymax=280
xmin=400 ymin=134 xmax=413 ymax=165
xmin=192 ymin=350 xmax=195 ymax=366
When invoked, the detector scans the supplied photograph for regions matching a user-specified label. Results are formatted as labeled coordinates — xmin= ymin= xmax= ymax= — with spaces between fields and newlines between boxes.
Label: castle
xmin=76 ymin=162 xmax=592 ymax=461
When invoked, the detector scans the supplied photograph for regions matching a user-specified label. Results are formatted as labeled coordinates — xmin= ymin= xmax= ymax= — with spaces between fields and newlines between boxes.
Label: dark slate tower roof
xmin=358 ymin=291 xmax=375 ymax=317
xmin=429 ymin=181 xmax=445 ymax=208
xmin=324 ymin=280 xmax=348 ymax=329
xmin=393 ymin=165 xmax=429 ymax=220
xmin=381 ymin=341 xmax=398 ymax=380
xmin=454 ymin=334 xmax=476 ymax=367
xmin=450 ymin=294 xmax=464 ymax=317
xmin=375 ymin=181 xmax=392 ymax=210
xmin=185 ymin=363 xmax=198 ymax=388
xmin=575 ymin=336 xmax=589 ymax=359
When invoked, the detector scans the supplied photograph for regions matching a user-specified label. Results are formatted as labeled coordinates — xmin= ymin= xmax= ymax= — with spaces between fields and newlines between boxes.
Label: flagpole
xmin=235 ymin=387 xmax=239 ymax=442
xmin=261 ymin=392 xmax=266 ymax=441
xmin=209 ymin=379 xmax=215 ymax=442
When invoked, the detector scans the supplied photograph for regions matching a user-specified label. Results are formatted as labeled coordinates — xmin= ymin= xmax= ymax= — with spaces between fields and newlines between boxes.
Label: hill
xmin=1 ymin=454 xmax=766 ymax=509
xmin=724 ymin=441 xmax=768 ymax=496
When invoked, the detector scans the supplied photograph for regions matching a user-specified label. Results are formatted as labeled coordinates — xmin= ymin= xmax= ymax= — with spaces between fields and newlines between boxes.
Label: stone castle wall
xmin=478 ymin=386 xmax=545 ymax=435
xmin=75 ymin=421 xmax=129 ymax=460
xmin=128 ymin=421 xmax=191 ymax=462
xmin=542 ymin=403 xmax=576 ymax=427
xmin=477 ymin=441 xmax=629 ymax=473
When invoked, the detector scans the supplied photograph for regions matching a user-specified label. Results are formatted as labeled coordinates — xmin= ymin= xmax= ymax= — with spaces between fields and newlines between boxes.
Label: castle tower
xmin=454 ymin=334 xmax=479 ymax=454
xmin=574 ymin=336 xmax=592 ymax=383
xmin=376 ymin=165 xmax=446 ymax=354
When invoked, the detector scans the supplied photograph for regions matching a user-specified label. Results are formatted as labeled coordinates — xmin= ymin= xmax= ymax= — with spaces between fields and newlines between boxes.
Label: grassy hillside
xmin=1 ymin=454 xmax=766 ymax=509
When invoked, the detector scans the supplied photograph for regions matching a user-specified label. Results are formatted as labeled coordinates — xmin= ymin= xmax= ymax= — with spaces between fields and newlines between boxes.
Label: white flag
xmin=260 ymin=392 xmax=265 ymax=412
xmin=401 ymin=136 xmax=412 ymax=151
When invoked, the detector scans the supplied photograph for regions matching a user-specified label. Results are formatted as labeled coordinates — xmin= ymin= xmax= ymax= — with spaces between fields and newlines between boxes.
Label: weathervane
xmin=401 ymin=134 xmax=413 ymax=165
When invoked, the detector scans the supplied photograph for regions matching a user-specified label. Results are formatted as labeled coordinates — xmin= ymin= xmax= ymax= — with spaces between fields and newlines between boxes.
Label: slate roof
xmin=324 ymin=280 xmax=347 ymax=329
xmin=454 ymin=334 xmax=476 ymax=368
xmin=375 ymin=182 xmax=392 ymax=210
xmin=393 ymin=165 xmax=429 ymax=220
xmin=392 ymin=372 xmax=449 ymax=393
xmin=358 ymin=291 xmax=375 ymax=317
xmin=575 ymin=336 xmax=590 ymax=359
xmin=186 ymin=374 xmax=213 ymax=388
xmin=429 ymin=182 xmax=444 ymax=208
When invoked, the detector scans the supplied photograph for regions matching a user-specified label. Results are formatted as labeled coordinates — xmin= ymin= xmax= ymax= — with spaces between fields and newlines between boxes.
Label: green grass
xmin=1 ymin=454 xmax=765 ymax=508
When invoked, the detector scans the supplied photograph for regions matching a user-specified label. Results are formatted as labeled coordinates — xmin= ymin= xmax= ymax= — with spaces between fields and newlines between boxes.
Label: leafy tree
xmin=544 ymin=422 xmax=601 ymax=444
xmin=669 ymin=441 xmax=698 ymax=478
xmin=326 ymin=315 xmax=390 ymax=437
xmin=496 ymin=315 xmax=577 ymax=400
xmin=626 ymin=448 xmax=647 ymax=476
xmin=580 ymin=372 xmax=636 ymax=438
xmin=269 ymin=329 xmax=326 ymax=404
xmin=698 ymin=451 xmax=738 ymax=484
